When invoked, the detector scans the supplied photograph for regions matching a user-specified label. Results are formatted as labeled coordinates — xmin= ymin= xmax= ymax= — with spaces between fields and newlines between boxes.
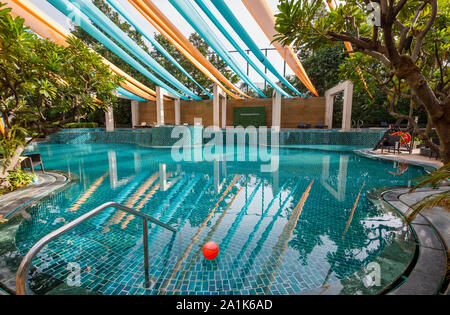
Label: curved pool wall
xmin=0 ymin=139 xmax=426 ymax=295
xmin=43 ymin=127 xmax=386 ymax=148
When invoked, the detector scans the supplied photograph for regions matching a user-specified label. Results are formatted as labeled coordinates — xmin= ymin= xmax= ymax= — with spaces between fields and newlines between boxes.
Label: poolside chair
xmin=419 ymin=136 xmax=440 ymax=160
xmin=297 ymin=122 xmax=306 ymax=129
xmin=380 ymin=135 xmax=401 ymax=154
xmin=21 ymin=153 xmax=45 ymax=174
xmin=315 ymin=122 xmax=327 ymax=129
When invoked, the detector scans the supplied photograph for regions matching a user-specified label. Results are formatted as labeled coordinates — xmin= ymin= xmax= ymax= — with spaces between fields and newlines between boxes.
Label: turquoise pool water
xmin=10 ymin=143 xmax=424 ymax=295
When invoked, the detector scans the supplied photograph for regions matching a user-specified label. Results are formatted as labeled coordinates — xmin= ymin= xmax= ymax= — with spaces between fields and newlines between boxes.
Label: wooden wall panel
xmin=138 ymin=97 xmax=326 ymax=129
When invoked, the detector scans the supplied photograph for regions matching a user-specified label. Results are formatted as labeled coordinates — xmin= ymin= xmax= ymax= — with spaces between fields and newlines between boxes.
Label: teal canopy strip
xmin=193 ymin=0 xmax=294 ymax=98
xmin=47 ymin=0 xmax=188 ymax=100
xmin=105 ymin=0 xmax=212 ymax=99
xmin=117 ymin=87 xmax=147 ymax=102
xmin=73 ymin=0 xmax=200 ymax=100
xmin=169 ymin=0 xmax=266 ymax=98
xmin=210 ymin=0 xmax=305 ymax=97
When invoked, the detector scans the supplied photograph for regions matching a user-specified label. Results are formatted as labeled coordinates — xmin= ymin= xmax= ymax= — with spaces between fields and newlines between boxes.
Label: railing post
xmin=142 ymin=218 xmax=150 ymax=289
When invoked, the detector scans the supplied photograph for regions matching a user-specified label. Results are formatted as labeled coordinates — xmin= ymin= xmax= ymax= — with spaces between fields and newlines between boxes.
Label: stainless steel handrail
xmin=16 ymin=201 xmax=176 ymax=295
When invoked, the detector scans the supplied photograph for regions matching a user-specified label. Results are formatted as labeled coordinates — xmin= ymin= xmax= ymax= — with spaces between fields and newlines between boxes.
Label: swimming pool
xmin=2 ymin=143 xmax=424 ymax=295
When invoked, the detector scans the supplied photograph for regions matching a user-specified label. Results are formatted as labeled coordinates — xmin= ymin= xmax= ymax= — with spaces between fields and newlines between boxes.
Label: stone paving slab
xmin=411 ymin=223 xmax=445 ymax=250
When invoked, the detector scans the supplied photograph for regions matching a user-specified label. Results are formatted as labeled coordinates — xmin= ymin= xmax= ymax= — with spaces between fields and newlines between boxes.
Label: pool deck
xmin=368 ymin=149 xmax=444 ymax=169
xmin=381 ymin=187 xmax=449 ymax=295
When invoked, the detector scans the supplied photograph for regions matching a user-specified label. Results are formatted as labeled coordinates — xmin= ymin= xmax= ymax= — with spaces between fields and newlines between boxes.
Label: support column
xmin=324 ymin=91 xmax=334 ymax=129
xmin=175 ymin=98 xmax=181 ymax=125
xmin=221 ymin=96 xmax=227 ymax=129
xmin=105 ymin=105 xmax=114 ymax=132
xmin=131 ymin=100 xmax=140 ymax=128
xmin=324 ymin=81 xmax=354 ymax=132
xmin=272 ymin=91 xmax=282 ymax=131
xmin=213 ymin=85 xmax=220 ymax=130
xmin=156 ymin=86 xmax=165 ymax=126
xmin=342 ymin=82 xmax=354 ymax=132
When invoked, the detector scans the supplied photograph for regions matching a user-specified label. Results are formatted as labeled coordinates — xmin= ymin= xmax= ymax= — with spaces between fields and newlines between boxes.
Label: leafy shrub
xmin=6 ymin=170 xmax=34 ymax=191
xmin=62 ymin=122 xmax=99 ymax=129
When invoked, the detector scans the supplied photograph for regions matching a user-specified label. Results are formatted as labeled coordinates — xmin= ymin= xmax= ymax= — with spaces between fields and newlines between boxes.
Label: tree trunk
xmin=0 ymin=145 xmax=25 ymax=189
xmin=397 ymin=57 xmax=450 ymax=164
xmin=434 ymin=118 xmax=450 ymax=164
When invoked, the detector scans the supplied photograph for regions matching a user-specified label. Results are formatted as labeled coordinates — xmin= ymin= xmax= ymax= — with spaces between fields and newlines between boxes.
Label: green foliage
xmin=407 ymin=163 xmax=450 ymax=221
xmin=62 ymin=122 xmax=99 ymax=129
xmin=6 ymin=169 xmax=34 ymax=191
xmin=0 ymin=2 xmax=123 ymax=182
xmin=0 ymin=125 xmax=27 ymax=167
xmin=274 ymin=0 xmax=450 ymax=163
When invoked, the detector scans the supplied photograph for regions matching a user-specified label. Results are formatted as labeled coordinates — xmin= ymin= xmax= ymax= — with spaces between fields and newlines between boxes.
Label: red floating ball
xmin=202 ymin=241 xmax=219 ymax=260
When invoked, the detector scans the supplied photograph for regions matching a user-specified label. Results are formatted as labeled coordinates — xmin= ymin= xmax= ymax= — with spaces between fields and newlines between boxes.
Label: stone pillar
xmin=131 ymin=100 xmax=140 ymax=128
xmin=342 ymin=82 xmax=354 ymax=132
xmin=324 ymin=92 xmax=334 ymax=129
xmin=324 ymin=81 xmax=354 ymax=131
xmin=213 ymin=85 xmax=220 ymax=130
xmin=105 ymin=105 xmax=114 ymax=132
xmin=175 ymin=98 xmax=181 ymax=125
xmin=272 ymin=91 xmax=282 ymax=131
xmin=221 ymin=96 xmax=227 ymax=129
xmin=156 ymin=86 xmax=165 ymax=126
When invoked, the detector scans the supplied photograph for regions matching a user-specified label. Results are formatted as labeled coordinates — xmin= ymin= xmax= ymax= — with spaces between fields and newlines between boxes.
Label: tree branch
xmin=412 ymin=0 xmax=438 ymax=61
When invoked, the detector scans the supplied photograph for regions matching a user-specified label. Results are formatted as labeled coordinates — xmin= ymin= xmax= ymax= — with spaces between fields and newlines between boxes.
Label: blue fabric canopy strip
xmin=72 ymin=0 xmax=200 ymax=100
xmin=117 ymin=87 xmax=147 ymax=101
xmin=210 ymin=0 xmax=305 ymax=97
xmin=47 ymin=0 xmax=189 ymax=100
xmin=169 ymin=0 xmax=266 ymax=98
xmin=193 ymin=0 xmax=295 ymax=98
xmin=105 ymin=0 xmax=212 ymax=99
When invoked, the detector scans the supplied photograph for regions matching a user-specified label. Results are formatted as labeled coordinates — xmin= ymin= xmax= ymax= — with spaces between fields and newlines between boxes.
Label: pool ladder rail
xmin=15 ymin=201 xmax=176 ymax=295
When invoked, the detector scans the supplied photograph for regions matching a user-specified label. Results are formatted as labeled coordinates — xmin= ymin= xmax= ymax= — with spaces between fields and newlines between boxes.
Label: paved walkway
xmin=371 ymin=149 xmax=443 ymax=168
